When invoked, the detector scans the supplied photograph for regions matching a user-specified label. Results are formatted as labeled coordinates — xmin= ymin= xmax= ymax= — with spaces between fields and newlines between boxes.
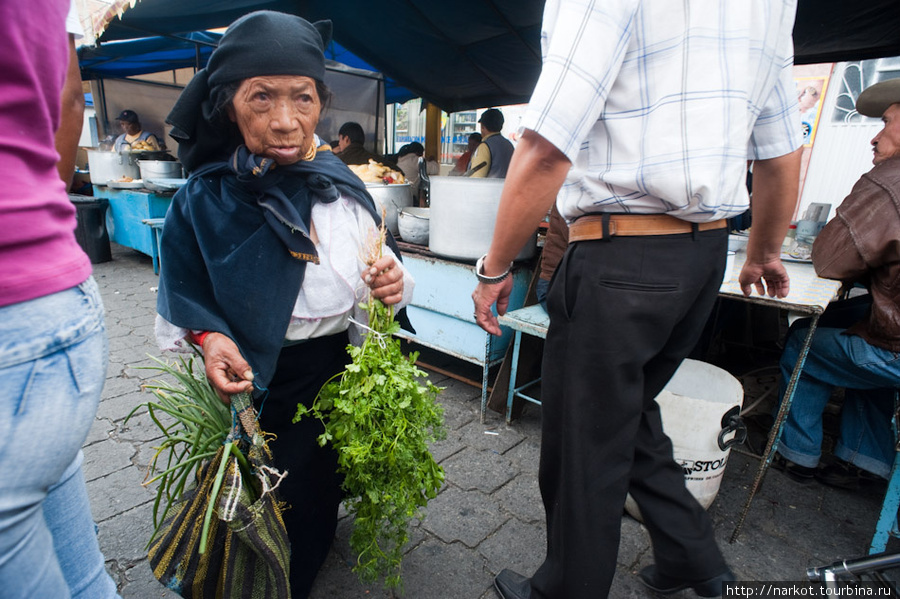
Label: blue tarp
xmin=89 ymin=0 xmax=543 ymax=113
xmin=79 ymin=33 xmax=416 ymax=105
xmin=78 ymin=32 xmax=220 ymax=78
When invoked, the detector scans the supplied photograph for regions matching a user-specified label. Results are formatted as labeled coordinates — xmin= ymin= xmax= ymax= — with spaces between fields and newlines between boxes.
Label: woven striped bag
xmin=148 ymin=393 xmax=291 ymax=598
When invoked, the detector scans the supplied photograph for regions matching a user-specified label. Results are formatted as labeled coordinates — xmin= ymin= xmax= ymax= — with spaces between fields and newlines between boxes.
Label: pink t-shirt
xmin=0 ymin=0 xmax=91 ymax=307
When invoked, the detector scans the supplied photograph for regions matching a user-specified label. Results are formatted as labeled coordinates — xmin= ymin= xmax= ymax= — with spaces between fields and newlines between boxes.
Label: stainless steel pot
xmin=138 ymin=160 xmax=183 ymax=181
xmin=365 ymin=182 xmax=413 ymax=236
xmin=86 ymin=150 xmax=141 ymax=185
xmin=428 ymin=177 xmax=537 ymax=261
xmin=398 ymin=207 xmax=430 ymax=245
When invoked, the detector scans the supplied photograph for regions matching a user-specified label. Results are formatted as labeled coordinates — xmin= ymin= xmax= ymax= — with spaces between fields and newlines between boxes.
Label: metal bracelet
xmin=475 ymin=254 xmax=512 ymax=284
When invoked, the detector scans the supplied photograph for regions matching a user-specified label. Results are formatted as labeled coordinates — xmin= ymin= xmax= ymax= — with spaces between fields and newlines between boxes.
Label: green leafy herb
xmin=294 ymin=229 xmax=445 ymax=591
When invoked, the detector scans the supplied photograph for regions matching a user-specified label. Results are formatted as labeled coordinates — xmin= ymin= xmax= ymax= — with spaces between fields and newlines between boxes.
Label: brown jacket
xmin=811 ymin=156 xmax=900 ymax=352
xmin=540 ymin=204 xmax=569 ymax=281
xmin=337 ymin=143 xmax=396 ymax=169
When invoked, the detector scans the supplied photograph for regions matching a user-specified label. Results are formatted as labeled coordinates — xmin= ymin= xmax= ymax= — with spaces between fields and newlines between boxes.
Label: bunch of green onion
xmin=130 ymin=354 xmax=234 ymax=537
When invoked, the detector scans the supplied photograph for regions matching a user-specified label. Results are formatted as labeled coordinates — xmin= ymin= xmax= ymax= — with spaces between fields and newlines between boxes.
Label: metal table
xmin=93 ymin=187 xmax=173 ymax=270
xmin=720 ymin=252 xmax=842 ymax=542
xmin=395 ymin=243 xmax=534 ymax=422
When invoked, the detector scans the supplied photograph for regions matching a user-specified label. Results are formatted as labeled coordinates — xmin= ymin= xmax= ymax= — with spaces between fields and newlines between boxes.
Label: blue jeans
xmin=535 ymin=278 xmax=550 ymax=312
xmin=777 ymin=305 xmax=900 ymax=478
xmin=0 ymin=278 xmax=119 ymax=598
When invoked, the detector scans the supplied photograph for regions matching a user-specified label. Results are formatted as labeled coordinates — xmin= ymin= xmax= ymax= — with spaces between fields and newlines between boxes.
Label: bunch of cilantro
xmin=294 ymin=226 xmax=445 ymax=591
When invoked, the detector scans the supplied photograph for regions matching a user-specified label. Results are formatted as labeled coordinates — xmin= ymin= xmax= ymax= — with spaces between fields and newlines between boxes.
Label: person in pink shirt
xmin=0 ymin=1 xmax=120 ymax=597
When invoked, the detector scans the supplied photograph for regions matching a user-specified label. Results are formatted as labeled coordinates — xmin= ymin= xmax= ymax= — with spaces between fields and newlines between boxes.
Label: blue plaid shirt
xmin=522 ymin=0 xmax=803 ymax=223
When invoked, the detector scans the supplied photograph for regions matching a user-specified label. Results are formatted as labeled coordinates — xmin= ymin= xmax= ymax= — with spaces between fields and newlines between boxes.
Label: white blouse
xmin=155 ymin=195 xmax=414 ymax=352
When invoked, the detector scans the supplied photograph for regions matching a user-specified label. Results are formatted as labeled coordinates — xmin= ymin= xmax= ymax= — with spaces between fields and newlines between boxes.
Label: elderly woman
xmin=154 ymin=11 xmax=413 ymax=597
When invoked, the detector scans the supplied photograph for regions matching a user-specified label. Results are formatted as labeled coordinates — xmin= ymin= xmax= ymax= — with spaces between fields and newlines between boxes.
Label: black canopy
xmin=92 ymin=0 xmax=900 ymax=113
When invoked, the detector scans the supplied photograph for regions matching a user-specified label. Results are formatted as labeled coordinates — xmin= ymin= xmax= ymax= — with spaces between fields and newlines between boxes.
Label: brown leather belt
xmin=568 ymin=213 xmax=727 ymax=243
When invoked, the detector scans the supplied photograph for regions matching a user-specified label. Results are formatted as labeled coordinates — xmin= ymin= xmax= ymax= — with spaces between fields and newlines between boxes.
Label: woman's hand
xmin=364 ymin=255 xmax=404 ymax=305
xmin=201 ymin=332 xmax=255 ymax=404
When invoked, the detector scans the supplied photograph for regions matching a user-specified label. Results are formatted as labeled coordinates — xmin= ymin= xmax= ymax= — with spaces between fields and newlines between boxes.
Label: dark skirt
xmin=254 ymin=331 xmax=350 ymax=598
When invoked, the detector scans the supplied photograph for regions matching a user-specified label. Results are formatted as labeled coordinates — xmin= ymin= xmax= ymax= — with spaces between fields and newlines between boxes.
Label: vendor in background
xmin=468 ymin=108 xmax=513 ymax=178
xmin=396 ymin=141 xmax=425 ymax=193
xmin=113 ymin=109 xmax=160 ymax=152
xmin=451 ymin=132 xmax=482 ymax=175
xmin=156 ymin=11 xmax=412 ymax=597
xmin=335 ymin=121 xmax=395 ymax=167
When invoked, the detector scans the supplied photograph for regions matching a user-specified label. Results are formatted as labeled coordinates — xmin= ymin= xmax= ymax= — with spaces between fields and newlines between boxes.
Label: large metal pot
xmin=428 ymin=177 xmax=537 ymax=262
xmin=86 ymin=150 xmax=140 ymax=185
xmin=138 ymin=160 xmax=184 ymax=181
xmin=365 ymin=182 xmax=413 ymax=236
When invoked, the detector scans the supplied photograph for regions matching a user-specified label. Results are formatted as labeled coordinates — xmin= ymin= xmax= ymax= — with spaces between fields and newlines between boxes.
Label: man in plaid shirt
xmin=473 ymin=1 xmax=803 ymax=597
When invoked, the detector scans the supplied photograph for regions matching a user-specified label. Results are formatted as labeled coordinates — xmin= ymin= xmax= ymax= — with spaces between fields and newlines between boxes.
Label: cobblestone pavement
xmin=86 ymin=244 xmax=894 ymax=598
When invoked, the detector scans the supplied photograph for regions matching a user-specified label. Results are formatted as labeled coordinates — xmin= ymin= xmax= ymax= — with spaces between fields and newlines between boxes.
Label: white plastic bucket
xmin=625 ymin=359 xmax=744 ymax=521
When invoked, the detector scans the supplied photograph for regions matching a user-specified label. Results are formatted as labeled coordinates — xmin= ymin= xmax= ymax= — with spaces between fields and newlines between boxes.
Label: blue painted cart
xmin=93 ymin=187 xmax=173 ymax=273
xmin=396 ymin=243 xmax=533 ymax=422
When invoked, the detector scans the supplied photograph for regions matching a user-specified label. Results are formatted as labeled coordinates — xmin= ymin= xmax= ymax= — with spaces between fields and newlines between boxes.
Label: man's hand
xmin=201 ymin=333 xmax=254 ymax=404
xmin=470 ymin=129 xmax=572 ymax=336
xmin=472 ymin=277 xmax=513 ymax=336
xmin=738 ymin=148 xmax=801 ymax=299
xmin=738 ymin=257 xmax=791 ymax=298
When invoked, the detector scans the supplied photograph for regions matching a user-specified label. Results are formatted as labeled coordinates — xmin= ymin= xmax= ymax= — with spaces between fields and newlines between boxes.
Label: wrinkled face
xmin=871 ymin=103 xmax=900 ymax=165
xmin=228 ymin=75 xmax=321 ymax=165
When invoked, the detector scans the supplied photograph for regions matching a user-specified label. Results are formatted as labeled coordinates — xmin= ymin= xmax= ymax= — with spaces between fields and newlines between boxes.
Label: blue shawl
xmin=157 ymin=146 xmax=410 ymax=389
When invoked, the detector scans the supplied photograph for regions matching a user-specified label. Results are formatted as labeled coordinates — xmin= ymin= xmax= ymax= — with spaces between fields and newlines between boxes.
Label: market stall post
xmin=424 ymin=103 xmax=441 ymax=166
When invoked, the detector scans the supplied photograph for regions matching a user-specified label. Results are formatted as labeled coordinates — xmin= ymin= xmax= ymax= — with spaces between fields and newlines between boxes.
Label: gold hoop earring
xmin=302 ymin=143 xmax=317 ymax=161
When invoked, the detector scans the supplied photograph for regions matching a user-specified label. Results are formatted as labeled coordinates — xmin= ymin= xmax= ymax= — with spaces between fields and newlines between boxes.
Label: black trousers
xmin=531 ymin=229 xmax=729 ymax=599
xmin=255 ymin=332 xmax=350 ymax=599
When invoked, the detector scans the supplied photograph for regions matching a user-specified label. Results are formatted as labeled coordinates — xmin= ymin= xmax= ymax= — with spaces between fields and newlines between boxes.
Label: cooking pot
xmin=138 ymin=160 xmax=184 ymax=181
xmin=365 ymin=182 xmax=413 ymax=236
xmin=398 ymin=207 xmax=430 ymax=245
xmin=428 ymin=177 xmax=537 ymax=262
xmin=86 ymin=150 xmax=141 ymax=185
xmin=129 ymin=150 xmax=172 ymax=161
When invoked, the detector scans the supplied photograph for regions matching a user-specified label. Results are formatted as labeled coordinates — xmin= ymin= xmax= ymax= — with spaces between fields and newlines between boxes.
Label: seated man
xmin=396 ymin=142 xmax=425 ymax=194
xmin=335 ymin=121 xmax=394 ymax=167
xmin=535 ymin=203 xmax=568 ymax=311
xmin=774 ymin=78 xmax=900 ymax=489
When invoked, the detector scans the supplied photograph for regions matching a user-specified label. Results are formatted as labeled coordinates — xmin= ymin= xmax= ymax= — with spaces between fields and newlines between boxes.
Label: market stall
xmin=92 ymin=186 xmax=175 ymax=273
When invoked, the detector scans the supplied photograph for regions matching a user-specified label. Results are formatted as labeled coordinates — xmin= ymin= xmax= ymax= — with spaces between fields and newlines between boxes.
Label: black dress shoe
xmin=639 ymin=565 xmax=735 ymax=597
xmin=815 ymin=459 xmax=884 ymax=490
xmin=494 ymin=569 xmax=531 ymax=599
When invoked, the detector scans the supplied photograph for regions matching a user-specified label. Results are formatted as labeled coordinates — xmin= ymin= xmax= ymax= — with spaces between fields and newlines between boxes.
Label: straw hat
xmin=856 ymin=78 xmax=900 ymax=117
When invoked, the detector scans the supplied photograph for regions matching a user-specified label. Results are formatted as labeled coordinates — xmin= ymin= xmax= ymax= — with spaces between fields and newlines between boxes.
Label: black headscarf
xmin=166 ymin=11 xmax=333 ymax=172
